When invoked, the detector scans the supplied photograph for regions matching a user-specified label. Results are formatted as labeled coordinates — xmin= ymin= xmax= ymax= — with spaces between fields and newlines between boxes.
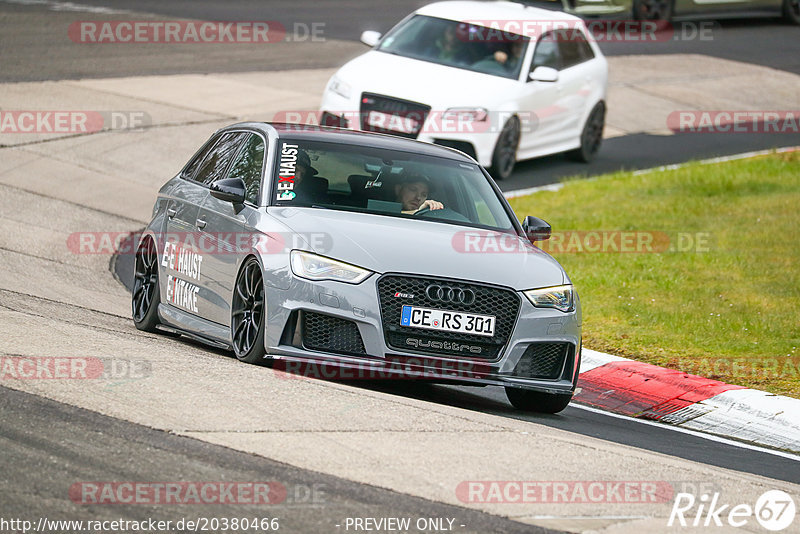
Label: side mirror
xmin=522 ymin=216 xmax=551 ymax=241
xmin=528 ymin=66 xmax=559 ymax=83
xmin=360 ymin=30 xmax=382 ymax=47
xmin=210 ymin=177 xmax=247 ymax=204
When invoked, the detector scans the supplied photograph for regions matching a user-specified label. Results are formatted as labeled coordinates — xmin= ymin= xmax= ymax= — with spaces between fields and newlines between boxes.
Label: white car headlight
xmin=443 ymin=107 xmax=488 ymax=122
xmin=327 ymin=76 xmax=352 ymax=99
xmin=290 ymin=250 xmax=371 ymax=284
xmin=524 ymin=285 xmax=574 ymax=312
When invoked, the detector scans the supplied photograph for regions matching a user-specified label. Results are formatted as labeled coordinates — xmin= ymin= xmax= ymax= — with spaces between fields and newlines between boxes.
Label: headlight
xmin=290 ymin=251 xmax=371 ymax=284
xmin=327 ymin=77 xmax=352 ymax=99
xmin=443 ymin=107 xmax=488 ymax=122
xmin=524 ymin=285 xmax=574 ymax=312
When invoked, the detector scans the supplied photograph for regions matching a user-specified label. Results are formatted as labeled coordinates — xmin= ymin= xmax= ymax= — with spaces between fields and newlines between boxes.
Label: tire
xmin=231 ymin=257 xmax=267 ymax=364
xmin=505 ymin=387 xmax=573 ymax=414
xmin=633 ymin=0 xmax=673 ymax=21
xmin=567 ymin=102 xmax=605 ymax=163
xmin=784 ymin=0 xmax=800 ymax=24
xmin=132 ymin=237 xmax=161 ymax=332
xmin=489 ymin=116 xmax=520 ymax=180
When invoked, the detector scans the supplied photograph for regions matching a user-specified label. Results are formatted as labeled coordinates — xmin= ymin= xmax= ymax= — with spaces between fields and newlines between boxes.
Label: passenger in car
xmin=293 ymin=150 xmax=328 ymax=203
xmin=495 ymin=39 xmax=525 ymax=70
xmin=428 ymin=25 xmax=473 ymax=65
xmin=394 ymin=172 xmax=444 ymax=214
xmin=472 ymin=39 xmax=525 ymax=75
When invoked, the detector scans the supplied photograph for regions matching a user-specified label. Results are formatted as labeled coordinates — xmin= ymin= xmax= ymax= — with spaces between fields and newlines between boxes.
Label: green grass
xmin=508 ymin=151 xmax=800 ymax=397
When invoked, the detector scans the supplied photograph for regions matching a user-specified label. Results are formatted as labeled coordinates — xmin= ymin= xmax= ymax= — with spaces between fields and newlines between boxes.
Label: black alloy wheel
xmin=633 ymin=0 xmax=673 ymax=20
xmin=784 ymin=0 xmax=800 ymax=24
xmin=489 ymin=116 xmax=521 ymax=180
xmin=231 ymin=258 xmax=267 ymax=364
xmin=567 ymin=102 xmax=605 ymax=163
xmin=132 ymin=237 xmax=160 ymax=332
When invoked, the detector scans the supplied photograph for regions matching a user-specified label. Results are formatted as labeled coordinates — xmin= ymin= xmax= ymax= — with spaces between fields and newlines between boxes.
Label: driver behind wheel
xmin=394 ymin=171 xmax=444 ymax=214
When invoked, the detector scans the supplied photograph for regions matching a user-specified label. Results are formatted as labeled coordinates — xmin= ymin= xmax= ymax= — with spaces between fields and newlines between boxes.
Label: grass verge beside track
xmin=509 ymin=151 xmax=800 ymax=397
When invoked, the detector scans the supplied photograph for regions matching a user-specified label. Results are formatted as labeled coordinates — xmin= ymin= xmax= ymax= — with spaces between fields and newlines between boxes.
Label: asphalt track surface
xmin=2 ymin=0 xmax=800 ymax=531
xmin=6 ymin=0 xmax=800 ymax=79
xmin=0 ymin=386 xmax=556 ymax=533
xmin=4 ymin=0 xmax=800 ymax=76
xmin=3 ymin=0 xmax=799 ymax=190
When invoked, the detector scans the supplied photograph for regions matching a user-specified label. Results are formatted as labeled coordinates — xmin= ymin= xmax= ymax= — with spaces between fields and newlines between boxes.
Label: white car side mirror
xmin=529 ymin=66 xmax=559 ymax=83
xmin=360 ymin=30 xmax=382 ymax=47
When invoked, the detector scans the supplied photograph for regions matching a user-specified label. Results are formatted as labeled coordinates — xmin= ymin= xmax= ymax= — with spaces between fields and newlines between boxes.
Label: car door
xmin=159 ymin=135 xmax=220 ymax=317
xmin=553 ymin=29 xmax=597 ymax=141
xmin=517 ymin=31 xmax=565 ymax=154
xmin=195 ymin=131 xmax=267 ymax=327
xmin=163 ymin=131 xmax=249 ymax=321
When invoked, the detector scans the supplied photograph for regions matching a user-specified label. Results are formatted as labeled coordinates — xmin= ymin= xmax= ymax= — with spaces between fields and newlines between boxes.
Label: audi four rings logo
xmin=425 ymin=284 xmax=476 ymax=305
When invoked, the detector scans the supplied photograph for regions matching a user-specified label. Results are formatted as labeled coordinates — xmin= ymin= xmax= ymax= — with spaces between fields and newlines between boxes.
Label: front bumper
xmin=320 ymin=90 xmax=500 ymax=168
xmin=263 ymin=272 xmax=582 ymax=394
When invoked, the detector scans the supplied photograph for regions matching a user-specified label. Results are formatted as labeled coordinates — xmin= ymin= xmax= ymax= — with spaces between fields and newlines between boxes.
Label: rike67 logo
xmin=668 ymin=490 xmax=796 ymax=531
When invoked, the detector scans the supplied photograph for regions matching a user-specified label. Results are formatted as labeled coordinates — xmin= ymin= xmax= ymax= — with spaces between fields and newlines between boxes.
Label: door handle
xmin=196 ymin=218 xmax=206 ymax=229
xmin=167 ymin=208 xmax=177 ymax=218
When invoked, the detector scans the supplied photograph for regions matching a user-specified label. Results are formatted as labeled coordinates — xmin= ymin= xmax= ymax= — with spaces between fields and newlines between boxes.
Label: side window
xmin=192 ymin=132 xmax=247 ymax=186
xmin=462 ymin=175 xmax=503 ymax=227
xmin=530 ymin=32 xmax=560 ymax=72
xmin=577 ymin=33 xmax=595 ymax=62
xmin=558 ymin=29 xmax=593 ymax=69
xmin=227 ymin=133 xmax=266 ymax=205
xmin=182 ymin=135 xmax=221 ymax=179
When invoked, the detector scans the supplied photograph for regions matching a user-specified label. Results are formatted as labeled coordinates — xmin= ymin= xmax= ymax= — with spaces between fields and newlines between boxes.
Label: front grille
xmin=360 ymin=93 xmax=431 ymax=139
xmin=513 ymin=343 xmax=571 ymax=380
xmin=302 ymin=312 xmax=366 ymax=356
xmin=378 ymin=275 xmax=521 ymax=360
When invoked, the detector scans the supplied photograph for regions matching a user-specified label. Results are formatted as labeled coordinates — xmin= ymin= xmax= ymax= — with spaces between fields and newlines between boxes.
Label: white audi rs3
xmin=320 ymin=1 xmax=608 ymax=179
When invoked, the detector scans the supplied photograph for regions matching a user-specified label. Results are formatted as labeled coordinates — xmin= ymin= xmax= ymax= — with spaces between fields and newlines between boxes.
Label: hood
xmin=270 ymin=207 xmax=566 ymax=290
xmin=335 ymin=51 xmax=517 ymax=109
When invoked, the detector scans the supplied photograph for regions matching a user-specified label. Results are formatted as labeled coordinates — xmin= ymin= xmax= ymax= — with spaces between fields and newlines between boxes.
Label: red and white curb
xmin=502 ymin=149 xmax=800 ymax=454
xmin=574 ymin=349 xmax=800 ymax=454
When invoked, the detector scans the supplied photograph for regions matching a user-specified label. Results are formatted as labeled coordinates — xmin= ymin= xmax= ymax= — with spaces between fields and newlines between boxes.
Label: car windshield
xmin=271 ymin=138 xmax=515 ymax=231
xmin=377 ymin=15 xmax=529 ymax=80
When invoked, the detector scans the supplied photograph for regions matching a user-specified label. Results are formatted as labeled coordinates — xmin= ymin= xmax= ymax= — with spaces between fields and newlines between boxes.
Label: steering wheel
xmin=414 ymin=206 xmax=432 ymax=216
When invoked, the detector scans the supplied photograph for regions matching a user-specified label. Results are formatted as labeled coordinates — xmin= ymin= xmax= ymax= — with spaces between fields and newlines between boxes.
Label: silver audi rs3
xmin=132 ymin=123 xmax=581 ymax=413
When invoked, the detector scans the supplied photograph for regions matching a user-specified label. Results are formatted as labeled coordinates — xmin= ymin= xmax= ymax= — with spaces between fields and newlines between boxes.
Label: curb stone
xmin=576 ymin=348 xmax=800 ymax=454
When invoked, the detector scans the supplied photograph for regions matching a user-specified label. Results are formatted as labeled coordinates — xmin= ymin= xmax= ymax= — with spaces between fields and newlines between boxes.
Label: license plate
xmin=367 ymin=110 xmax=419 ymax=134
xmin=400 ymin=305 xmax=495 ymax=337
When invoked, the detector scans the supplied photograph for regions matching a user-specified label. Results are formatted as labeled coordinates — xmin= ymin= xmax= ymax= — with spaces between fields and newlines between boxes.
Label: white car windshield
xmin=271 ymin=139 xmax=515 ymax=231
xmin=377 ymin=15 xmax=529 ymax=80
